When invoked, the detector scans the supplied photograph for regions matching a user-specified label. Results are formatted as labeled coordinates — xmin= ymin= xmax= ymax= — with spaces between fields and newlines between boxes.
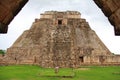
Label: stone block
xmin=94 ymin=0 xmax=120 ymax=35
xmin=0 ymin=0 xmax=28 ymax=33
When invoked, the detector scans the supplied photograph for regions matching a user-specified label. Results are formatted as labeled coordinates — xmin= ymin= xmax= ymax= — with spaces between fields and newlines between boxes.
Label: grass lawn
xmin=0 ymin=65 xmax=120 ymax=80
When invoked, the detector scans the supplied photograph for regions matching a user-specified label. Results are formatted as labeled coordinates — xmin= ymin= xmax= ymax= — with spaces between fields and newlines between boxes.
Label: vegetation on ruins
xmin=0 ymin=65 xmax=120 ymax=80
xmin=0 ymin=50 xmax=5 ymax=55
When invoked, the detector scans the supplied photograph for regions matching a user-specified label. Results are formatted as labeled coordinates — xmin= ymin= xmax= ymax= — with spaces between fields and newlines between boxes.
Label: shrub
xmin=0 ymin=50 xmax=5 ymax=55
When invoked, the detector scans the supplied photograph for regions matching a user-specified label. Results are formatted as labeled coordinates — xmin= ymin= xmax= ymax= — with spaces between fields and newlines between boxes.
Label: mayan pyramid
xmin=6 ymin=11 xmax=111 ymax=68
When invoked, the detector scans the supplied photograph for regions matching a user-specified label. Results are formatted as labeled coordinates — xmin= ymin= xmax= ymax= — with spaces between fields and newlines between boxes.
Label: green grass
xmin=0 ymin=65 xmax=120 ymax=80
xmin=40 ymin=68 xmax=74 ymax=77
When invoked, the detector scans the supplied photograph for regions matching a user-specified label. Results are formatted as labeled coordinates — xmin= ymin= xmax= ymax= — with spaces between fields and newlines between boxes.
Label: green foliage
xmin=0 ymin=50 xmax=5 ymax=55
xmin=112 ymin=53 xmax=115 ymax=55
xmin=0 ymin=65 xmax=120 ymax=80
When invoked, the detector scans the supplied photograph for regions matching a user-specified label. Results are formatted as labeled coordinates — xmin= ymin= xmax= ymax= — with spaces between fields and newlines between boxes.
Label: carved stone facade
xmin=94 ymin=0 xmax=120 ymax=35
xmin=1 ymin=11 xmax=120 ymax=67
xmin=0 ymin=0 xmax=28 ymax=33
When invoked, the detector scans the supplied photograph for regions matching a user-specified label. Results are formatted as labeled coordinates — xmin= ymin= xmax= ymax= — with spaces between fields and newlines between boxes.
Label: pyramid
xmin=6 ymin=11 xmax=112 ymax=67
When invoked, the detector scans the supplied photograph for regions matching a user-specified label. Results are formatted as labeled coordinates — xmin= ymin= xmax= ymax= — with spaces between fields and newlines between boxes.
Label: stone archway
xmin=0 ymin=0 xmax=120 ymax=35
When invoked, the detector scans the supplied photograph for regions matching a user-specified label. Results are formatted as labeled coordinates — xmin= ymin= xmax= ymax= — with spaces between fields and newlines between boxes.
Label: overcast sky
xmin=0 ymin=0 xmax=120 ymax=54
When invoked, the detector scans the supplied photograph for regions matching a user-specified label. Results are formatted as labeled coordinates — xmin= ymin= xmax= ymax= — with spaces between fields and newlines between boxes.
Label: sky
xmin=0 ymin=0 xmax=120 ymax=54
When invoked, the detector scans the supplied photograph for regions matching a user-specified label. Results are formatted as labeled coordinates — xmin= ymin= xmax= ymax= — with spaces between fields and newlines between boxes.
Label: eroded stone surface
xmin=94 ymin=0 xmax=120 ymax=35
xmin=2 ymin=11 xmax=120 ymax=67
xmin=0 ymin=0 xmax=28 ymax=33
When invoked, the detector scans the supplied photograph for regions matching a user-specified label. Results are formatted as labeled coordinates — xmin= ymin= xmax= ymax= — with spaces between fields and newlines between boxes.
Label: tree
xmin=0 ymin=50 xmax=5 ymax=55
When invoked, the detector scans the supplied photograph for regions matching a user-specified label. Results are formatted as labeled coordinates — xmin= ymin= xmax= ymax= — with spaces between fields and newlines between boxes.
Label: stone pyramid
xmin=6 ymin=11 xmax=111 ymax=68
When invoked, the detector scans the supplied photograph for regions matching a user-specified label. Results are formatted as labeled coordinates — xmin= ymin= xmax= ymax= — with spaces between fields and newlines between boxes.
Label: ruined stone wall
xmin=0 ymin=54 xmax=4 ymax=65
xmin=0 ymin=54 xmax=7 ymax=65
xmin=6 ymin=47 xmax=42 ymax=65
xmin=83 ymin=55 xmax=120 ymax=66
xmin=0 ymin=0 xmax=28 ymax=33
xmin=94 ymin=0 xmax=120 ymax=35
xmin=40 ymin=11 xmax=81 ymax=19
xmin=40 ymin=14 xmax=53 ymax=19
xmin=3 ymin=11 xmax=120 ymax=68
xmin=104 ymin=55 xmax=120 ymax=64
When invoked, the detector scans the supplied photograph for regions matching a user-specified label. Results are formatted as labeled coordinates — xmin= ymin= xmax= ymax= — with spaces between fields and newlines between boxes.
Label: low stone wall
xmin=83 ymin=55 xmax=120 ymax=66
xmin=1 ymin=52 xmax=120 ymax=67
xmin=0 ymin=54 xmax=6 ymax=65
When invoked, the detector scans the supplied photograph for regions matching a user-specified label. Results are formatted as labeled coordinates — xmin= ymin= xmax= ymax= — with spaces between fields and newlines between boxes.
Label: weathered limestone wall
xmin=105 ymin=55 xmax=120 ymax=64
xmin=0 ymin=54 xmax=6 ymax=65
xmin=0 ymin=0 xmax=28 ymax=33
xmin=40 ymin=11 xmax=81 ymax=19
xmin=84 ymin=55 xmax=120 ymax=65
xmin=40 ymin=14 xmax=53 ymax=19
xmin=6 ymin=47 xmax=41 ymax=65
xmin=2 ymin=11 xmax=120 ymax=67
xmin=0 ymin=54 xmax=3 ymax=61
xmin=94 ymin=0 xmax=120 ymax=35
